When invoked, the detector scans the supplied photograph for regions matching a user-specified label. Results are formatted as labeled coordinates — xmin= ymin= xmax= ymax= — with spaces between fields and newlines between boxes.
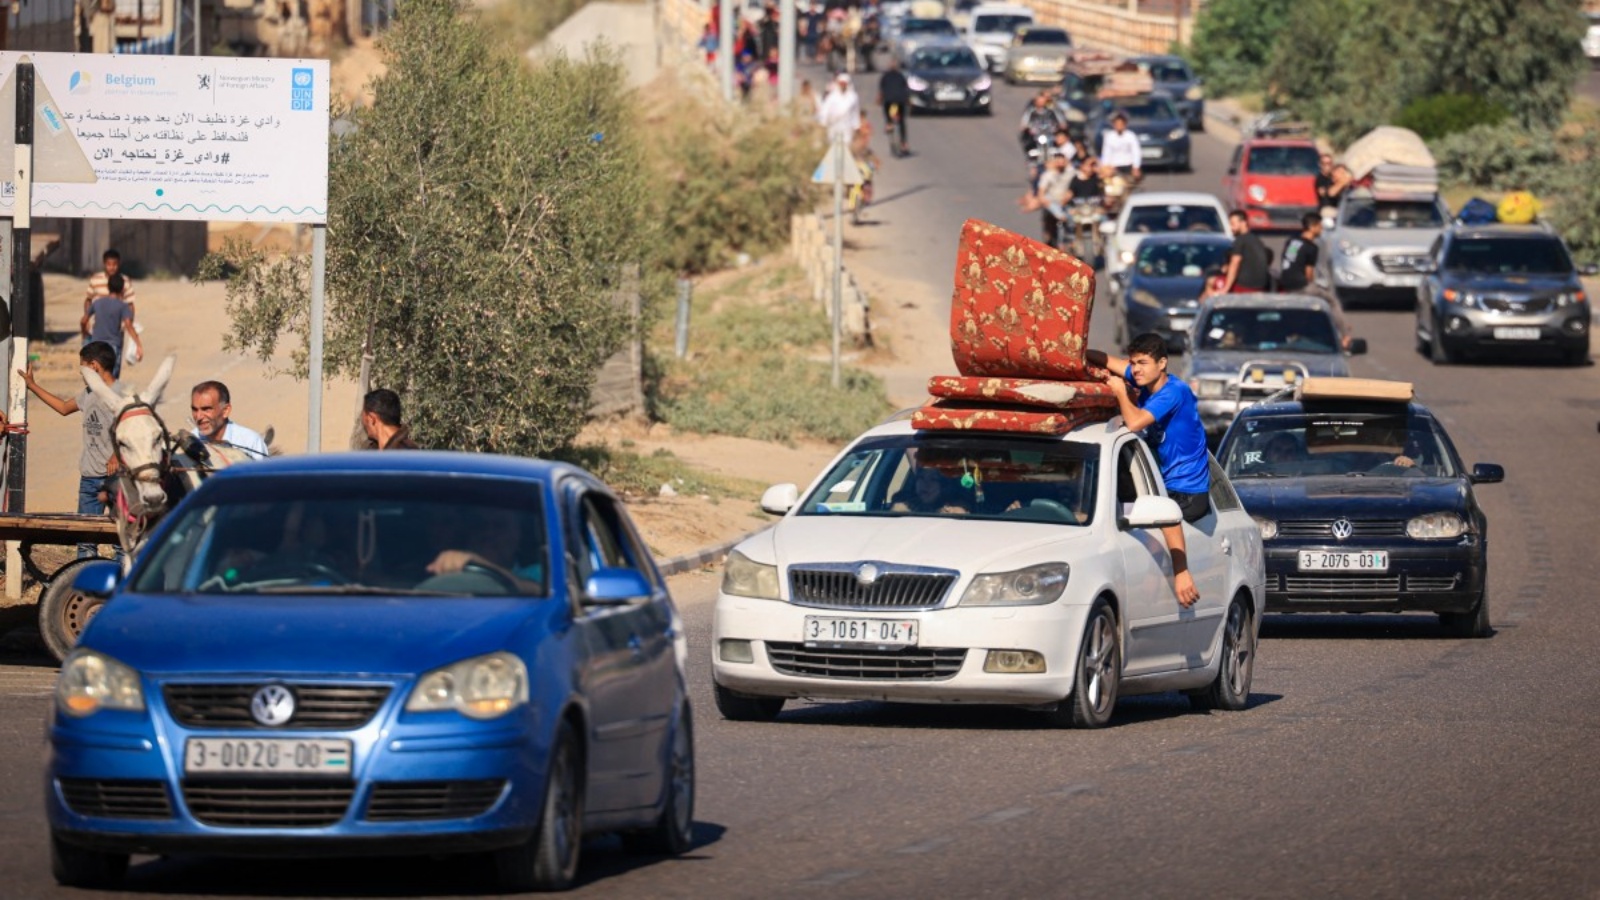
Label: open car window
xmin=1223 ymin=413 xmax=1461 ymax=479
xmin=799 ymin=435 xmax=1099 ymax=525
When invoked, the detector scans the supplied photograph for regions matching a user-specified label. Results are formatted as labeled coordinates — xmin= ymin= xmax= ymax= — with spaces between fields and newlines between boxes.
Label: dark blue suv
xmin=1415 ymin=224 xmax=1596 ymax=365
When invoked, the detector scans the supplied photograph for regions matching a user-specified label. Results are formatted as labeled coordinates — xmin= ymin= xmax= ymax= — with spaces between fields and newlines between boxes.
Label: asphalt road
xmin=3 ymin=78 xmax=1600 ymax=898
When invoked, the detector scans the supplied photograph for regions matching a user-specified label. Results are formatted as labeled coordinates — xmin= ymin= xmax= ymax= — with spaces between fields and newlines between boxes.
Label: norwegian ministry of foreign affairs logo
xmin=250 ymin=685 xmax=296 ymax=726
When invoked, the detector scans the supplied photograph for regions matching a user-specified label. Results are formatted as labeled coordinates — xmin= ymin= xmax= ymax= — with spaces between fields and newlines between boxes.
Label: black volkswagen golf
xmin=1216 ymin=378 xmax=1503 ymax=636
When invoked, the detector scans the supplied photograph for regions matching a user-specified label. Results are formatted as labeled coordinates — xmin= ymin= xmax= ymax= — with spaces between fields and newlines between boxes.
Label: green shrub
xmin=1541 ymin=131 xmax=1600 ymax=258
xmin=1188 ymin=0 xmax=1295 ymax=96
xmin=657 ymin=356 xmax=888 ymax=444
xmin=1430 ymin=122 xmax=1563 ymax=191
xmin=1396 ymin=93 xmax=1509 ymax=140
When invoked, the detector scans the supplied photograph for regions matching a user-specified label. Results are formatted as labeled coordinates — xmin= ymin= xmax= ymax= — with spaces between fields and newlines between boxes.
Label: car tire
xmin=1188 ymin=596 xmax=1254 ymax=712
xmin=40 ymin=557 xmax=113 ymax=664
xmin=1429 ymin=314 xmax=1458 ymax=365
xmin=1045 ymin=597 xmax=1120 ymax=728
xmin=1564 ymin=345 xmax=1589 ymax=366
xmin=51 ymin=834 xmax=127 ymax=889
xmin=493 ymin=721 xmax=584 ymax=892
xmin=1440 ymin=591 xmax=1491 ymax=639
xmin=713 ymin=682 xmax=785 ymax=721
xmin=622 ymin=701 xmax=696 ymax=856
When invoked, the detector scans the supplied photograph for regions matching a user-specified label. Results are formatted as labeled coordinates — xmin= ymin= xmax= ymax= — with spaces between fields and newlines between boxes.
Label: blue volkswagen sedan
xmin=45 ymin=452 xmax=694 ymax=891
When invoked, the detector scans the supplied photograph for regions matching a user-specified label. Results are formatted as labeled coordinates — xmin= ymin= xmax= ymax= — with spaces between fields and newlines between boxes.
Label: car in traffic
xmin=900 ymin=42 xmax=993 ymax=114
xmin=894 ymin=16 xmax=961 ymax=56
xmin=1129 ymin=54 xmax=1205 ymax=130
xmin=711 ymin=416 xmax=1266 ymax=728
xmin=1222 ymin=135 xmax=1322 ymax=232
xmin=1104 ymin=190 xmax=1230 ymax=286
xmin=45 ymin=453 xmax=694 ymax=892
xmin=947 ymin=0 xmax=981 ymax=31
xmin=1115 ymin=232 xmax=1235 ymax=351
xmin=1182 ymin=294 xmax=1365 ymax=438
xmin=1585 ymin=10 xmax=1600 ymax=63
xmin=1415 ymin=222 xmax=1595 ymax=366
xmin=1317 ymin=189 xmax=1450 ymax=305
xmin=1088 ymin=93 xmax=1192 ymax=172
xmin=965 ymin=2 xmax=1033 ymax=73
xmin=1001 ymin=25 xmax=1073 ymax=84
xmin=1217 ymin=377 xmax=1503 ymax=637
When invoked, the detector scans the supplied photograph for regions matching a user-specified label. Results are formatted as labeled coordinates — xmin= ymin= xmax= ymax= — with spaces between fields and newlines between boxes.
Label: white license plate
xmin=185 ymin=738 xmax=352 ymax=775
xmin=1386 ymin=274 xmax=1422 ymax=287
xmin=935 ymin=88 xmax=965 ymax=101
xmin=1298 ymin=551 xmax=1389 ymax=572
xmin=1141 ymin=147 xmax=1163 ymax=159
xmin=803 ymin=616 xmax=918 ymax=648
xmin=1493 ymin=327 xmax=1540 ymax=341
xmin=1168 ymin=316 xmax=1194 ymax=333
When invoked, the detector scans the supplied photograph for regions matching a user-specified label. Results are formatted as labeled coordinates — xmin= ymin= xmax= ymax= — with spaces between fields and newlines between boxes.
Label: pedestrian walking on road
xmin=877 ymin=57 xmax=911 ymax=157
xmin=361 ymin=389 xmax=420 ymax=451
xmin=190 ymin=381 xmax=270 ymax=458
xmin=84 ymin=249 xmax=136 ymax=328
xmin=818 ymin=72 xmax=862 ymax=145
xmin=18 ymin=342 xmax=123 ymax=559
xmin=81 ymin=274 xmax=143 ymax=379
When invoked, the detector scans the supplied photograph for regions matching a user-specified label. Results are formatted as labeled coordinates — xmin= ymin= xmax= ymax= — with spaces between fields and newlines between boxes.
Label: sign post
xmin=810 ymin=138 xmax=862 ymax=390
xmin=3 ymin=63 xmax=30 ymax=597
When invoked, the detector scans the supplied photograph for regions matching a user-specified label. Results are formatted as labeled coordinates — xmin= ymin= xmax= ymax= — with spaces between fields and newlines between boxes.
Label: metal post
xmin=5 ymin=64 xmax=34 ymax=598
xmin=307 ymin=224 xmax=326 ymax=452
xmin=718 ymin=0 xmax=734 ymax=102
xmin=778 ymin=0 xmax=796 ymax=105
xmin=831 ymin=130 xmax=844 ymax=390
xmin=674 ymin=278 xmax=692 ymax=359
xmin=194 ymin=0 xmax=201 ymax=54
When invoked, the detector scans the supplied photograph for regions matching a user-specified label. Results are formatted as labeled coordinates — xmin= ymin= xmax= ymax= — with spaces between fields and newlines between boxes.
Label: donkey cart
xmin=0 ymin=513 xmax=123 ymax=663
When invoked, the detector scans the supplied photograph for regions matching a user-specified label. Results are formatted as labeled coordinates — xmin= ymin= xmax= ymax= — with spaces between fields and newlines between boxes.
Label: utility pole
xmin=4 ymin=63 xmax=35 ymax=598
xmin=778 ymin=0 xmax=796 ymax=105
xmin=718 ymin=0 xmax=734 ymax=102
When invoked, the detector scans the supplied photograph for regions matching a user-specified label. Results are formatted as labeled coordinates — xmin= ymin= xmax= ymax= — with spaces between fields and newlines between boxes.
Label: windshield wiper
xmin=247 ymin=584 xmax=472 ymax=597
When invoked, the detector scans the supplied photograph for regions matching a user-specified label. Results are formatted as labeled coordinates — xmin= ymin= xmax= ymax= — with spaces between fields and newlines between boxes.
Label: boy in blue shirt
xmin=81 ymin=274 xmax=143 ymax=379
xmin=1087 ymin=334 xmax=1210 ymax=606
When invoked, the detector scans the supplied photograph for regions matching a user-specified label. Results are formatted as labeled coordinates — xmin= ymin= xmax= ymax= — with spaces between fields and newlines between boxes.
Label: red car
xmin=1222 ymin=137 xmax=1321 ymax=233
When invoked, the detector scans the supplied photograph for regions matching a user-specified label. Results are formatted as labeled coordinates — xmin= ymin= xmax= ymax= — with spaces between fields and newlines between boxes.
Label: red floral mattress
xmin=912 ymin=401 xmax=1115 ymax=436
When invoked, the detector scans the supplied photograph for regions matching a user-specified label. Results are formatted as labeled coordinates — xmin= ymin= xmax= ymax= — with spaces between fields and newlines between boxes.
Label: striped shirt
xmin=85 ymin=272 xmax=136 ymax=306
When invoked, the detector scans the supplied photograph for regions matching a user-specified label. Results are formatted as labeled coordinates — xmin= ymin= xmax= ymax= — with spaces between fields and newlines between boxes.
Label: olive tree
xmin=207 ymin=0 xmax=652 ymax=455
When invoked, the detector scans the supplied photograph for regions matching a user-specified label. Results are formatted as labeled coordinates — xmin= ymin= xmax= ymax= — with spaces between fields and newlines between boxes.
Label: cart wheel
xmin=40 ymin=558 xmax=112 ymax=663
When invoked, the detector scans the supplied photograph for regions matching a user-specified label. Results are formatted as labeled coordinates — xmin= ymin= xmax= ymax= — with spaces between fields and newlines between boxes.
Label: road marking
xmin=975 ymin=806 xmax=1032 ymax=824
xmin=800 ymin=869 xmax=864 ymax=886
xmin=895 ymin=836 xmax=955 ymax=855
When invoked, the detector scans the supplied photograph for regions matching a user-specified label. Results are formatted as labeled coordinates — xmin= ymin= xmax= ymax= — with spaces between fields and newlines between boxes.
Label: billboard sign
xmin=0 ymin=52 xmax=330 ymax=223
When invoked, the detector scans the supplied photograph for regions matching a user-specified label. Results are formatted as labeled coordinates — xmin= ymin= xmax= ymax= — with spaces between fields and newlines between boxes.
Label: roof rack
xmin=1297 ymin=377 xmax=1413 ymax=403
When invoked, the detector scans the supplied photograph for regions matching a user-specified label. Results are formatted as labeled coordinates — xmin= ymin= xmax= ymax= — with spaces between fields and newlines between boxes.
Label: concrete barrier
xmin=790 ymin=212 xmax=871 ymax=344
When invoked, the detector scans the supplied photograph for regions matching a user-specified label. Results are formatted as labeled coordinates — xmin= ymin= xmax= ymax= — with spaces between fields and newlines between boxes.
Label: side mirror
xmin=1470 ymin=463 xmax=1504 ymax=485
xmin=1121 ymin=495 xmax=1184 ymax=529
xmin=760 ymin=483 xmax=799 ymax=516
xmin=72 ymin=560 xmax=122 ymax=598
xmin=583 ymin=568 xmax=653 ymax=606
xmin=1347 ymin=337 xmax=1368 ymax=355
xmin=1579 ymin=263 xmax=1600 ymax=276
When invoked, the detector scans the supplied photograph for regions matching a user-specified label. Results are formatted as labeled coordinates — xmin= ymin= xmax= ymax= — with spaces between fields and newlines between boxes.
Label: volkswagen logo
xmin=1330 ymin=518 xmax=1354 ymax=541
xmin=250 ymin=685 xmax=296 ymax=727
xmin=856 ymin=562 xmax=881 ymax=586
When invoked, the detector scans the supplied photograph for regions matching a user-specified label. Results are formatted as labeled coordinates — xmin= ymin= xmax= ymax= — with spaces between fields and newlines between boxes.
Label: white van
xmin=966 ymin=3 xmax=1035 ymax=73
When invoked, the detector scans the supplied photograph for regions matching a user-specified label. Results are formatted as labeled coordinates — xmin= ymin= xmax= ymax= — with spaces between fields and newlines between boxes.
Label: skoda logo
xmin=1330 ymin=518 xmax=1354 ymax=541
xmin=250 ymin=685 xmax=296 ymax=727
xmin=856 ymin=563 xmax=881 ymax=586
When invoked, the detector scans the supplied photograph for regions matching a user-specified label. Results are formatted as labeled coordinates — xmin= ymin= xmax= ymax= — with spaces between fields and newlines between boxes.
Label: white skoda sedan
xmin=712 ymin=416 xmax=1265 ymax=727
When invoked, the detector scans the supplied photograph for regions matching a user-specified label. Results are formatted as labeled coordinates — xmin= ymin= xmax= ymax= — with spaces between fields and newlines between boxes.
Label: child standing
xmin=81 ymin=273 xmax=143 ymax=379
xmin=18 ymin=342 xmax=124 ymax=560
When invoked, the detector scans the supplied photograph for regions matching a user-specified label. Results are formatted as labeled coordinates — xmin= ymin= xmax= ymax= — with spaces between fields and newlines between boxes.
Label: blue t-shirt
xmin=88 ymin=295 xmax=133 ymax=352
xmin=1124 ymin=365 xmax=1210 ymax=494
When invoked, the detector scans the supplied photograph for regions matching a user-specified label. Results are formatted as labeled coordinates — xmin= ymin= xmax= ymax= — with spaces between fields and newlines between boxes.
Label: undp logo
xmin=290 ymin=67 xmax=313 ymax=111
xmin=68 ymin=70 xmax=92 ymax=94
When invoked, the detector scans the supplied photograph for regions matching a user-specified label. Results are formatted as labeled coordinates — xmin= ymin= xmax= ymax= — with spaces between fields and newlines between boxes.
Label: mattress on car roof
xmin=911 ymin=400 xmax=1116 ymax=436
xmin=927 ymin=375 xmax=1117 ymax=409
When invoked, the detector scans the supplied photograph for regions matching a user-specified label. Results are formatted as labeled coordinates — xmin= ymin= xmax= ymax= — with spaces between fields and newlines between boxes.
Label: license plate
xmin=1493 ymin=327 xmax=1540 ymax=341
xmin=935 ymin=87 xmax=964 ymax=101
xmin=1168 ymin=316 xmax=1194 ymax=333
xmin=1141 ymin=147 xmax=1163 ymax=159
xmin=185 ymin=738 xmax=352 ymax=775
xmin=803 ymin=616 xmax=918 ymax=648
xmin=1385 ymin=274 xmax=1422 ymax=287
xmin=1298 ymin=551 xmax=1389 ymax=572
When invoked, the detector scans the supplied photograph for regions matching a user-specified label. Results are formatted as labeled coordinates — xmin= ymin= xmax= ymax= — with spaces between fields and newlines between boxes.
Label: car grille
xmin=1479 ymin=295 xmax=1553 ymax=313
xmin=767 ymin=642 xmax=966 ymax=681
xmin=365 ymin=780 xmax=507 ymax=822
xmin=1281 ymin=574 xmax=1403 ymax=593
xmin=788 ymin=566 xmax=957 ymax=610
xmin=1375 ymin=254 xmax=1431 ymax=274
xmin=59 ymin=778 xmax=173 ymax=820
xmin=1276 ymin=519 xmax=1407 ymax=538
xmin=1404 ymin=575 xmax=1461 ymax=592
xmin=182 ymin=780 xmax=354 ymax=828
xmin=164 ymin=683 xmax=391 ymax=730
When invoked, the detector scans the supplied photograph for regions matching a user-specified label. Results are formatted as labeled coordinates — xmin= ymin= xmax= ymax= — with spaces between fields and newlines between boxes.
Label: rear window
xmin=1125 ymin=204 xmax=1224 ymax=234
xmin=1341 ymin=198 xmax=1445 ymax=229
xmin=973 ymin=13 xmax=1031 ymax=32
xmin=1245 ymin=145 xmax=1321 ymax=176
xmin=1141 ymin=60 xmax=1193 ymax=83
xmin=1019 ymin=28 xmax=1070 ymax=44
xmin=1444 ymin=237 xmax=1573 ymax=275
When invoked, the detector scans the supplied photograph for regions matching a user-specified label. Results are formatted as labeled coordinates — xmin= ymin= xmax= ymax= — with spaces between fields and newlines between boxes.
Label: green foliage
xmin=1266 ymin=0 xmax=1421 ymax=145
xmin=208 ymin=0 xmax=654 ymax=457
xmin=1532 ymin=131 xmax=1600 ymax=258
xmin=476 ymin=0 xmax=606 ymax=54
xmin=1394 ymin=93 xmax=1509 ymax=140
xmin=1430 ymin=122 xmax=1563 ymax=190
xmin=1419 ymin=0 xmax=1586 ymax=131
xmin=1187 ymin=0 xmax=1295 ymax=95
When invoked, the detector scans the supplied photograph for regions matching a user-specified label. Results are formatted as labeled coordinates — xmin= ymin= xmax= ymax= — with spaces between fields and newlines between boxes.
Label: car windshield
xmin=911 ymin=46 xmax=979 ymax=68
xmin=1136 ymin=241 xmax=1231 ymax=278
xmin=903 ymin=18 xmax=957 ymax=33
xmin=973 ymin=14 xmax=1030 ymax=32
xmin=1019 ymin=29 xmax=1070 ymax=44
xmin=1222 ymin=412 xmax=1459 ymax=479
xmin=1107 ymin=96 xmax=1177 ymax=121
xmin=1443 ymin=237 xmax=1573 ymax=275
xmin=1197 ymin=307 xmax=1341 ymax=353
xmin=1141 ymin=60 xmax=1192 ymax=82
xmin=798 ymin=435 xmax=1099 ymax=525
xmin=1125 ymin=204 xmax=1224 ymax=234
xmin=1246 ymin=145 xmax=1321 ymax=176
xmin=1341 ymin=198 xmax=1445 ymax=229
xmin=130 ymin=477 xmax=550 ymax=597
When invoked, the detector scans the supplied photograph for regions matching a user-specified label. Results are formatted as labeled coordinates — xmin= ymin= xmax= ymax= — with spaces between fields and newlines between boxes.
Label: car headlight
xmin=1252 ymin=516 xmax=1278 ymax=540
xmin=1168 ymin=127 xmax=1187 ymax=140
xmin=1407 ymin=512 xmax=1468 ymax=540
xmin=1185 ymin=85 xmax=1204 ymax=101
xmin=1189 ymin=377 xmax=1228 ymax=399
xmin=1555 ymin=290 xmax=1587 ymax=307
xmin=1119 ymin=249 xmax=1136 ymax=264
xmin=57 ymin=649 xmax=145 ymax=718
xmin=1247 ymin=184 xmax=1267 ymax=203
xmin=1337 ymin=240 xmax=1361 ymax=258
xmin=970 ymin=75 xmax=991 ymax=91
xmin=407 ymin=652 xmax=529 ymax=719
xmin=722 ymin=550 xmax=781 ymax=600
xmin=960 ymin=563 xmax=1070 ymax=607
xmin=906 ymin=75 xmax=929 ymax=91
xmin=1130 ymin=289 xmax=1163 ymax=308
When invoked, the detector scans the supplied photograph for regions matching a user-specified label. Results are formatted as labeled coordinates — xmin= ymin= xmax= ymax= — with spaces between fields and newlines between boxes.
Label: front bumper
xmin=909 ymin=88 xmax=991 ymax=112
xmin=712 ymin=593 xmax=1088 ymax=706
xmin=1329 ymin=250 xmax=1428 ymax=291
xmin=1136 ymin=135 xmax=1190 ymax=168
xmin=1007 ymin=60 xmax=1068 ymax=83
xmin=1265 ymin=540 xmax=1485 ymax=614
xmin=1438 ymin=306 xmax=1590 ymax=355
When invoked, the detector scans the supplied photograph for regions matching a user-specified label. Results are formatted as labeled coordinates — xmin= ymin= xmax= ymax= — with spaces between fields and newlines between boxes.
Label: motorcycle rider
xmin=1099 ymin=112 xmax=1142 ymax=180
xmin=1023 ymin=151 xmax=1075 ymax=248
xmin=1018 ymin=92 xmax=1067 ymax=182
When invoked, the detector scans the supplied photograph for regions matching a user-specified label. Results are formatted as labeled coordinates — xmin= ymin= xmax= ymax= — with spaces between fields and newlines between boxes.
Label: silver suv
xmin=1318 ymin=190 xmax=1449 ymax=304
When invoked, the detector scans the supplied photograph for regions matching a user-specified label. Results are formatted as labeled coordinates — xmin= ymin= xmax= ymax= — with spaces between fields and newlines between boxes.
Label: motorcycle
xmin=1064 ymin=198 xmax=1106 ymax=267
xmin=1021 ymin=129 xmax=1053 ymax=186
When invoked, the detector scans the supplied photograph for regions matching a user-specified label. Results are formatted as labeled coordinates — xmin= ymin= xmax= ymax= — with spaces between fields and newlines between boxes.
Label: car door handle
xmin=1221 ymin=537 xmax=1232 ymax=556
